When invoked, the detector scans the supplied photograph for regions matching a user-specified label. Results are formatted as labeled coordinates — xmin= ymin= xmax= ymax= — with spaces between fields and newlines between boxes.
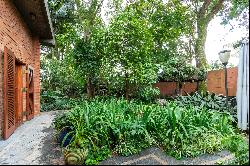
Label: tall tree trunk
xmin=193 ymin=0 xmax=225 ymax=93
xmin=195 ymin=21 xmax=208 ymax=68
xmin=176 ymin=82 xmax=183 ymax=96
xmin=195 ymin=20 xmax=209 ymax=93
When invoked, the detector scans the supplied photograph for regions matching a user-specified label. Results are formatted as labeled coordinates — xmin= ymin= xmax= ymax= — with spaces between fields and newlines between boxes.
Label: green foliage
xmin=220 ymin=0 xmax=249 ymax=29
xmin=103 ymin=6 xmax=156 ymax=97
xmin=73 ymin=25 xmax=105 ymax=84
xmin=44 ymin=0 xmax=202 ymax=99
xmin=41 ymin=90 xmax=85 ymax=112
xmin=208 ymin=60 xmax=235 ymax=71
xmin=41 ymin=55 xmax=85 ymax=98
xmin=159 ymin=57 xmax=196 ymax=82
xmin=220 ymin=134 xmax=249 ymax=165
xmin=40 ymin=53 xmax=85 ymax=112
xmin=175 ymin=91 xmax=237 ymax=118
xmin=135 ymin=86 xmax=160 ymax=103
xmin=158 ymin=57 xmax=207 ymax=82
xmin=53 ymin=98 xmax=246 ymax=165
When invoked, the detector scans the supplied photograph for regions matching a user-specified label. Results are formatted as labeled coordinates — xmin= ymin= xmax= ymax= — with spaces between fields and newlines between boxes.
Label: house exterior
xmin=0 ymin=0 xmax=54 ymax=139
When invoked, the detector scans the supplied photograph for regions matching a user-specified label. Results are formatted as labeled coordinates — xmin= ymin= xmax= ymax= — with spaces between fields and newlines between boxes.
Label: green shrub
xmin=53 ymin=98 xmax=247 ymax=165
xmin=135 ymin=86 xmax=160 ymax=103
xmin=221 ymin=134 xmax=249 ymax=165
xmin=175 ymin=91 xmax=237 ymax=120
xmin=41 ymin=90 xmax=85 ymax=112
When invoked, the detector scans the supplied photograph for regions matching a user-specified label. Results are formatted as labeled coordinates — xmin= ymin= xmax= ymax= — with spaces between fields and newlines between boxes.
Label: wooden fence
xmin=154 ymin=67 xmax=238 ymax=97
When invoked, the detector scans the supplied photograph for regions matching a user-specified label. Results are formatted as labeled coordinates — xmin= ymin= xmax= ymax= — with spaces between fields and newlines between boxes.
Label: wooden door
xmin=26 ymin=65 xmax=34 ymax=120
xmin=15 ymin=64 xmax=23 ymax=127
xmin=3 ymin=47 xmax=16 ymax=139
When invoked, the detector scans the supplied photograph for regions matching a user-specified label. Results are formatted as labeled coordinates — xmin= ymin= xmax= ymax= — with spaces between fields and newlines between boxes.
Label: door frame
xmin=26 ymin=65 xmax=34 ymax=121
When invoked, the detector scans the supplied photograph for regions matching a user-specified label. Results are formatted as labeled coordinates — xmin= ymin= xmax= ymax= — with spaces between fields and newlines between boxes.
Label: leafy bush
xmin=208 ymin=60 xmax=235 ymax=71
xmin=135 ymin=86 xmax=160 ymax=103
xmin=41 ymin=55 xmax=85 ymax=98
xmin=158 ymin=57 xmax=208 ymax=82
xmin=41 ymin=90 xmax=85 ymax=112
xmin=221 ymin=134 xmax=249 ymax=165
xmin=175 ymin=91 xmax=237 ymax=120
xmin=53 ymin=98 xmax=247 ymax=165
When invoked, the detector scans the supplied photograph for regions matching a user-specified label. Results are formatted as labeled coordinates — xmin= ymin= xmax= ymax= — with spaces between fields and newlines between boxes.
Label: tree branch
xmin=206 ymin=0 xmax=225 ymax=22
xmin=198 ymin=0 xmax=212 ymax=17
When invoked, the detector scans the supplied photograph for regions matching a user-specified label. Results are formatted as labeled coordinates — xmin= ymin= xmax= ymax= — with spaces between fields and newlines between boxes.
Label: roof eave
xmin=42 ymin=0 xmax=55 ymax=46
xmin=13 ymin=0 xmax=55 ymax=46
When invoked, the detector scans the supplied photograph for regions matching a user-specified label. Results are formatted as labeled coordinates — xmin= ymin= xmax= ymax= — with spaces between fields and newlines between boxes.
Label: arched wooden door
xmin=3 ymin=47 xmax=16 ymax=139
xmin=26 ymin=65 xmax=34 ymax=121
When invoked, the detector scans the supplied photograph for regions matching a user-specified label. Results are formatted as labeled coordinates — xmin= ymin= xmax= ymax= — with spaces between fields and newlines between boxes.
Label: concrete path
xmin=0 ymin=111 xmax=64 ymax=165
xmin=100 ymin=147 xmax=234 ymax=165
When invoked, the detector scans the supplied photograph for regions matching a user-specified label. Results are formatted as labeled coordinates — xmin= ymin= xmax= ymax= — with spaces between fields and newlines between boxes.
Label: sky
xmin=206 ymin=16 xmax=248 ymax=66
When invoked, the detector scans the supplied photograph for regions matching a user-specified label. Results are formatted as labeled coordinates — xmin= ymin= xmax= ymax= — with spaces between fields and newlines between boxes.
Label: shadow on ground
xmin=38 ymin=113 xmax=65 ymax=165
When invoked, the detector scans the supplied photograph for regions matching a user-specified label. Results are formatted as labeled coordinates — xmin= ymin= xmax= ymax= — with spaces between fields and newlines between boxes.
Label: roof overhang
xmin=13 ymin=0 xmax=55 ymax=46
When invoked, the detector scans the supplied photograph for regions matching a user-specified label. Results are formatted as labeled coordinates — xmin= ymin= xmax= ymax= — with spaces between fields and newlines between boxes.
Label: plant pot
xmin=58 ymin=127 xmax=73 ymax=147
xmin=63 ymin=148 xmax=88 ymax=165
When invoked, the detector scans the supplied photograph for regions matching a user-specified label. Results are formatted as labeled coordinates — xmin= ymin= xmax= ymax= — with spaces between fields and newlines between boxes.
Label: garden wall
xmin=207 ymin=67 xmax=238 ymax=96
xmin=154 ymin=67 xmax=238 ymax=97
xmin=154 ymin=81 xmax=198 ymax=96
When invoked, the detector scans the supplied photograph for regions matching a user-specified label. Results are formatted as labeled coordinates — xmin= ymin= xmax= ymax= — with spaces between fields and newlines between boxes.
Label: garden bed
xmin=53 ymin=97 xmax=248 ymax=165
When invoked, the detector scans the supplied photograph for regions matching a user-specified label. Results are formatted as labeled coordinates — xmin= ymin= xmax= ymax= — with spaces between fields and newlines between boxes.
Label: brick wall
xmin=0 ymin=43 xmax=3 ymax=139
xmin=207 ymin=67 xmax=238 ymax=96
xmin=154 ymin=81 xmax=198 ymax=96
xmin=0 ymin=0 xmax=41 ymax=139
xmin=154 ymin=67 xmax=238 ymax=97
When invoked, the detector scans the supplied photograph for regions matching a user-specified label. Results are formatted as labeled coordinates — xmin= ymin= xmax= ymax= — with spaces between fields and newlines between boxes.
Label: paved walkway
xmin=0 ymin=111 xmax=64 ymax=165
xmin=100 ymin=147 xmax=234 ymax=165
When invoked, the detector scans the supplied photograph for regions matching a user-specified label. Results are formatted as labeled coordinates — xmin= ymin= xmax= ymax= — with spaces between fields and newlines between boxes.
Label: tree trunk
xmin=195 ymin=20 xmax=209 ymax=93
xmin=193 ymin=0 xmax=225 ymax=93
xmin=125 ymin=73 xmax=129 ymax=100
xmin=176 ymin=82 xmax=183 ymax=96
xmin=87 ymin=75 xmax=95 ymax=98
xmin=195 ymin=20 xmax=208 ymax=68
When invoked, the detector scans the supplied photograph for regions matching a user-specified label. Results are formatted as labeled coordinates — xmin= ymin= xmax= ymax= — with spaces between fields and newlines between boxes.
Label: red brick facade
xmin=0 ymin=0 xmax=41 ymax=139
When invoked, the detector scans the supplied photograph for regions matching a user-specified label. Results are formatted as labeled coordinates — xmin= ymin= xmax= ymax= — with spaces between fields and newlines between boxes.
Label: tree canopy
xmin=41 ymin=0 xmax=249 ymax=99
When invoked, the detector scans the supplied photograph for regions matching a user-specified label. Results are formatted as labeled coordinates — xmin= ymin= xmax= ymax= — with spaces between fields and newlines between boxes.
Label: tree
xmin=182 ymin=0 xmax=249 ymax=92
xmin=184 ymin=0 xmax=249 ymax=68
xmin=40 ymin=0 xmax=85 ymax=99
xmin=73 ymin=25 xmax=106 ymax=98
xmin=104 ymin=6 xmax=156 ymax=99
